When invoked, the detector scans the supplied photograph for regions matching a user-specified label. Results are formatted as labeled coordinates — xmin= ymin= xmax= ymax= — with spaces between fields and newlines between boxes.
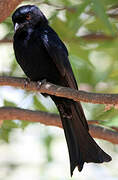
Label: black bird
xmin=12 ymin=5 xmax=111 ymax=176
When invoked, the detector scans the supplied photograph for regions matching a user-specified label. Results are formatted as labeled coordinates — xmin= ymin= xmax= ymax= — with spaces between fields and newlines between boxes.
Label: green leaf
xmin=91 ymin=0 xmax=114 ymax=35
xmin=33 ymin=95 xmax=48 ymax=112
xmin=20 ymin=120 xmax=31 ymax=129
xmin=66 ymin=0 xmax=90 ymax=32
xmin=4 ymin=100 xmax=17 ymax=107
xmin=0 ymin=120 xmax=19 ymax=142
xmin=43 ymin=134 xmax=53 ymax=162
xmin=0 ymin=127 xmax=11 ymax=142
xmin=51 ymin=18 xmax=75 ymax=39
xmin=61 ymin=0 xmax=72 ymax=6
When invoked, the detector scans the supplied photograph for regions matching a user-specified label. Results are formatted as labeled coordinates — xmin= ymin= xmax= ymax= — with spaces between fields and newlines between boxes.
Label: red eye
xmin=26 ymin=14 xmax=31 ymax=20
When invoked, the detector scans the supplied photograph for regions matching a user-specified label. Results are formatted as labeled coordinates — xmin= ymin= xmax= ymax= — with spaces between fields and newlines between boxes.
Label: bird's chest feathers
xmin=14 ymin=28 xmax=49 ymax=70
xmin=16 ymin=30 xmax=41 ymax=55
xmin=23 ymin=28 xmax=34 ymax=47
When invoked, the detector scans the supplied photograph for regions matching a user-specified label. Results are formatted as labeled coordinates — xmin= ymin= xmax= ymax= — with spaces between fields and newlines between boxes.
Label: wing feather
xmin=41 ymin=28 xmax=78 ymax=89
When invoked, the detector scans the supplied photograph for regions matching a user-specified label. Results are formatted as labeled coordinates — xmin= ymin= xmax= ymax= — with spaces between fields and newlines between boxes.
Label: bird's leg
xmin=37 ymin=79 xmax=48 ymax=97
xmin=37 ymin=79 xmax=47 ymax=89
xmin=24 ymin=77 xmax=31 ymax=88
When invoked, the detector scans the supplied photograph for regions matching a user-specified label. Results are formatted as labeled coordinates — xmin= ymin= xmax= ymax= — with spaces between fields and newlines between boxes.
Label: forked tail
xmin=51 ymin=96 xmax=112 ymax=176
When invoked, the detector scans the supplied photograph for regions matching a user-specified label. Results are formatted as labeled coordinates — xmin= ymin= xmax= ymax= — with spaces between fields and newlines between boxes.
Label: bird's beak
xmin=14 ymin=23 xmax=20 ymax=32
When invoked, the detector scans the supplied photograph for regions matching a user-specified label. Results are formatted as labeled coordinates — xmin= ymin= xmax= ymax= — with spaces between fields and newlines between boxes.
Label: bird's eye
xmin=26 ymin=14 xmax=31 ymax=20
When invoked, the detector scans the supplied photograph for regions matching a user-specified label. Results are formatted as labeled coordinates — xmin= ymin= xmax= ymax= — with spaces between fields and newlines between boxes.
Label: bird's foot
xmin=24 ymin=77 xmax=31 ymax=88
xmin=37 ymin=79 xmax=47 ymax=89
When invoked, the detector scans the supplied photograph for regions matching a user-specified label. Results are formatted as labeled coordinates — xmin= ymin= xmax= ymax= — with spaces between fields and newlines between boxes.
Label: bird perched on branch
xmin=12 ymin=5 xmax=111 ymax=176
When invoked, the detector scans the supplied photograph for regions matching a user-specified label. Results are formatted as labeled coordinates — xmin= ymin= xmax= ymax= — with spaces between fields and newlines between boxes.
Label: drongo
xmin=12 ymin=5 xmax=111 ymax=176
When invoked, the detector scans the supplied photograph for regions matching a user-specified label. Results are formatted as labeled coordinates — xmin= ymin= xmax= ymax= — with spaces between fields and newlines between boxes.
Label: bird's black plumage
xmin=12 ymin=5 xmax=111 ymax=176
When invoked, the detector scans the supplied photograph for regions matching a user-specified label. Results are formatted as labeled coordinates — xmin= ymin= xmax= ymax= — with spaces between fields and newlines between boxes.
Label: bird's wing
xmin=41 ymin=28 xmax=89 ymax=130
xmin=41 ymin=29 xmax=78 ymax=89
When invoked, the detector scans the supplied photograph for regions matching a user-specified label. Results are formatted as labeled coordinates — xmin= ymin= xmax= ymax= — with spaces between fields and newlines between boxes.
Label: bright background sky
xmin=0 ymin=1 xmax=118 ymax=180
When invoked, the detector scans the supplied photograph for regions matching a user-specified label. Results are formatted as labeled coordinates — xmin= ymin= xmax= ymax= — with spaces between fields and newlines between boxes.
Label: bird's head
xmin=12 ymin=5 xmax=48 ymax=32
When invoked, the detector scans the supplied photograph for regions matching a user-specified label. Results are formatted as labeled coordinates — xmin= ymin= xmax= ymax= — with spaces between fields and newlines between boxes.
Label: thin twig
xmin=0 ymin=39 xmax=12 ymax=43
xmin=80 ymin=33 xmax=115 ymax=41
xmin=0 ymin=33 xmax=115 ymax=44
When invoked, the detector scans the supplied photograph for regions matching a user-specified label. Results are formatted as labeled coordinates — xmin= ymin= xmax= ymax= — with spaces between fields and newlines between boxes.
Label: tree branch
xmin=0 ymin=0 xmax=23 ymax=23
xmin=80 ymin=33 xmax=115 ymax=41
xmin=0 ymin=76 xmax=118 ymax=144
xmin=0 ymin=38 xmax=12 ymax=43
xmin=0 ymin=34 xmax=115 ymax=44
xmin=0 ymin=76 xmax=118 ymax=105
xmin=0 ymin=106 xmax=118 ymax=144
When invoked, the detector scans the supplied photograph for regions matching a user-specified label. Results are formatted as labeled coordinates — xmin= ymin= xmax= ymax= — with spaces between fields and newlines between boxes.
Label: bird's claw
xmin=24 ymin=78 xmax=31 ymax=88
xmin=37 ymin=79 xmax=46 ymax=89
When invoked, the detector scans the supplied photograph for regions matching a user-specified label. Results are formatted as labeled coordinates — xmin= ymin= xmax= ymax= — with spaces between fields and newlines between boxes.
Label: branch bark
xmin=0 ymin=34 xmax=115 ymax=44
xmin=0 ymin=106 xmax=118 ymax=144
xmin=80 ymin=33 xmax=115 ymax=41
xmin=0 ymin=38 xmax=12 ymax=43
xmin=0 ymin=76 xmax=118 ymax=105
xmin=0 ymin=76 xmax=118 ymax=144
xmin=0 ymin=0 xmax=23 ymax=23
xmin=0 ymin=1 xmax=117 ymax=145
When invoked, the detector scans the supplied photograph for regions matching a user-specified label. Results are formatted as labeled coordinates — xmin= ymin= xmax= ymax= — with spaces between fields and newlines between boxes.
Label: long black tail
xmin=51 ymin=96 xmax=111 ymax=176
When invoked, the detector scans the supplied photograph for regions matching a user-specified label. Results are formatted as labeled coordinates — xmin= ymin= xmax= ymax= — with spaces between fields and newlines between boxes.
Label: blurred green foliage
xmin=0 ymin=0 xmax=118 ymax=161
xmin=0 ymin=1 xmax=118 ymax=179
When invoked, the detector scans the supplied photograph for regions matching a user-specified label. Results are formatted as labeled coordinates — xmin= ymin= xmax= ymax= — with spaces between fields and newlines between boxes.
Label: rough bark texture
xmin=0 ymin=76 xmax=118 ymax=105
xmin=0 ymin=106 xmax=118 ymax=144
xmin=0 ymin=0 xmax=23 ymax=23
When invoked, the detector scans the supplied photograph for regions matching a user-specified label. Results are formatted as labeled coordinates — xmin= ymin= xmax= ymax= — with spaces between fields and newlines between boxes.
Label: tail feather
xmin=51 ymin=96 xmax=111 ymax=176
